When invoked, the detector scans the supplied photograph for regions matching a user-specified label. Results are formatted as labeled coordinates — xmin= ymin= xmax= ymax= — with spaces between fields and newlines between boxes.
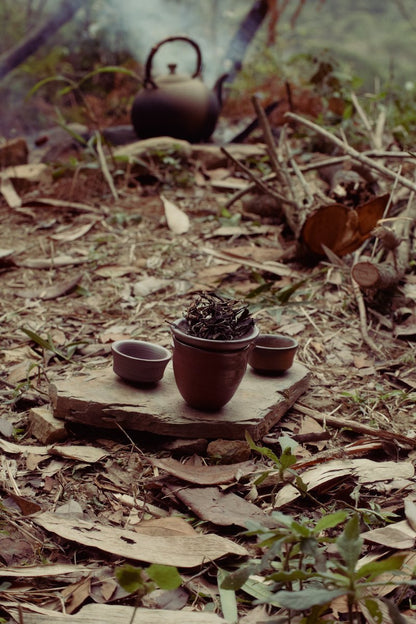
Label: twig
xmin=251 ymin=94 xmax=285 ymax=183
xmin=286 ymin=112 xmax=416 ymax=193
xmin=370 ymin=170 xmax=399 ymax=258
xmin=373 ymin=107 xmax=387 ymax=150
xmin=351 ymin=272 xmax=382 ymax=354
xmin=225 ymin=151 xmax=416 ymax=209
xmin=220 ymin=146 xmax=297 ymax=207
xmin=95 ymin=131 xmax=119 ymax=202
xmin=277 ymin=125 xmax=298 ymax=206
xmin=295 ymin=403 xmax=416 ymax=448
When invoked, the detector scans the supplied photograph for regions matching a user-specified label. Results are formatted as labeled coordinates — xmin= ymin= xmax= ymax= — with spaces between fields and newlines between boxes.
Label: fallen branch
xmin=220 ymin=145 xmax=297 ymax=208
xmin=295 ymin=403 xmax=416 ymax=448
xmin=286 ymin=112 xmax=416 ymax=194
xmin=351 ymin=274 xmax=383 ymax=354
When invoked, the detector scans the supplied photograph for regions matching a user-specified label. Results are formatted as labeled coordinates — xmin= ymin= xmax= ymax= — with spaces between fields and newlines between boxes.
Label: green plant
xmin=20 ymin=327 xmax=87 ymax=362
xmin=218 ymin=435 xmax=415 ymax=622
xmin=115 ymin=563 xmax=182 ymax=623
xmin=222 ymin=511 xmax=413 ymax=623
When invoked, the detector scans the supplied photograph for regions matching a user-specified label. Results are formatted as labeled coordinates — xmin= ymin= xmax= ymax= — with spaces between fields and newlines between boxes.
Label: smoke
xmin=90 ymin=0 xmax=254 ymax=86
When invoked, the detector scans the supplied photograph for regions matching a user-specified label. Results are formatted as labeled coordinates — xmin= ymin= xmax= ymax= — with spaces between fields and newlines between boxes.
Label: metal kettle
xmin=131 ymin=36 xmax=222 ymax=143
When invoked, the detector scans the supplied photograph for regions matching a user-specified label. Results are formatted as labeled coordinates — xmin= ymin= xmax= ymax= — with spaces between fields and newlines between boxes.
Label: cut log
xmin=352 ymin=195 xmax=416 ymax=289
xmin=351 ymin=260 xmax=398 ymax=289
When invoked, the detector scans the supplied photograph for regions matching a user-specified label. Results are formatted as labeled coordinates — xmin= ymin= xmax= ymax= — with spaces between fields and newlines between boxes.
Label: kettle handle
xmin=144 ymin=36 xmax=203 ymax=88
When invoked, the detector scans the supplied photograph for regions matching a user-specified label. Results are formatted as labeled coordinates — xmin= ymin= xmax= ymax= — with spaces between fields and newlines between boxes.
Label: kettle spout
xmin=213 ymin=73 xmax=229 ymax=107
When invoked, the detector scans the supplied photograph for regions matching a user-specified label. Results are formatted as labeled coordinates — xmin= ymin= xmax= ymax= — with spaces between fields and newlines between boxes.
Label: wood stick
xmin=294 ymin=403 xmax=416 ymax=448
xmin=220 ymin=145 xmax=296 ymax=207
xmin=286 ymin=112 xmax=416 ymax=194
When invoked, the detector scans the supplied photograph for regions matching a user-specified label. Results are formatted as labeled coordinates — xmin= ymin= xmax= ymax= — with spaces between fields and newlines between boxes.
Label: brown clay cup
xmin=248 ymin=334 xmax=298 ymax=375
xmin=112 ymin=339 xmax=171 ymax=384
xmin=172 ymin=336 xmax=250 ymax=411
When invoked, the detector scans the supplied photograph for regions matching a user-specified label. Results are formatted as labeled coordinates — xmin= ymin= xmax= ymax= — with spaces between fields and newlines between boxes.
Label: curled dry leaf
xmin=301 ymin=193 xmax=389 ymax=256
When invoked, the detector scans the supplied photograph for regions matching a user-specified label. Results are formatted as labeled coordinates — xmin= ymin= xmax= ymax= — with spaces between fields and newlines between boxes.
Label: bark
xmin=220 ymin=0 xmax=269 ymax=83
xmin=0 ymin=0 xmax=85 ymax=81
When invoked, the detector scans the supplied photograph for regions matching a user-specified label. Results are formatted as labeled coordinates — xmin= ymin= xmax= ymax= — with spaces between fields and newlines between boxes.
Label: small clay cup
xmin=172 ymin=336 xmax=250 ymax=411
xmin=112 ymin=339 xmax=171 ymax=384
xmin=248 ymin=334 xmax=298 ymax=375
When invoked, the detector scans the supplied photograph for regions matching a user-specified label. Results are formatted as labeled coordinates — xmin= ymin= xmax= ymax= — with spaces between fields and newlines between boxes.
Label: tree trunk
xmin=0 ymin=0 xmax=85 ymax=81
xmin=220 ymin=0 xmax=269 ymax=84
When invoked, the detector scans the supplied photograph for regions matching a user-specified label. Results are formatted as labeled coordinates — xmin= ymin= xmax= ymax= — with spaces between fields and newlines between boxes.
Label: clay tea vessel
xmin=172 ymin=335 xmax=252 ymax=411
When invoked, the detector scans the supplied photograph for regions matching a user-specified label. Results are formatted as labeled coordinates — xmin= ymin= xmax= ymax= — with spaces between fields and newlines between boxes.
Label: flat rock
xmin=49 ymin=362 xmax=310 ymax=440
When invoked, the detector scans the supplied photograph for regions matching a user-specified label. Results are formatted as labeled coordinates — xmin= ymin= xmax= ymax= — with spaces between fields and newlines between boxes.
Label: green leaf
xmin=274 ymin=587 xmax=346 ymax=610
xmin=241 ymin=577 xmax=282 ymax=608
xmin=21 ymin=327 xmax=54 ymax=352
xmin=268 ymin=569 xmax=312 ymax=583
xmin=279 ymin=448 xmax=297 ymax=472
xmin=27 ymin=75 xmax=72 ymax=98
xmin=146 ymin=564 xmax=182 ymax=590
xmin=356 ymin=554 xmax=406 ymax=581
xmin=218 ymin=569 xmax=238 ymax=624
xmin=314 ymin=510 xmax=349 ymax=534
xmin=115 ymin=564 xmax=145 ymax=593
xmin=336 ymin=514 xmax=362 ymax=573
xmin=362 ymin=597 xmax=383 ymax=624
xmin=245 ymin=432 xmax=281 ymax=466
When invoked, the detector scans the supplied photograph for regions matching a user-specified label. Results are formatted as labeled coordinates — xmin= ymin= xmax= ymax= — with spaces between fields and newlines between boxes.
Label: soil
xmin=0 ymin=123 xmax=415 ymax=622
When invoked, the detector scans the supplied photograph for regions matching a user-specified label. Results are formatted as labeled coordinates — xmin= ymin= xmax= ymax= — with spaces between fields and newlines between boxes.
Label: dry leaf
xmin=62 ymin=576 xmax=91 ymax=614
xmin=404 ymin=498 xmax=416 ymax=531
xmin=133 ymin=277 xmax=169 ymax=297
xmin=0 ymin=176 xmax=21 ymax=207
xmin=27 ymin=197 xmax=101 ymax=214
xmin=151 ymin=457 xmax=255 ymax=485
xmin=17 ymin=255 xmax=88 ymax=269
xmin=95 ymin=264 xmax=138 ymax=278
xmin=362 ymin=519 xmax=416 ymax=549
xmin=161 ymin=195 xmax=190 ymax=234
xmin=173 ymin=486 xmax=274 ymax=528
xmin=134 ymin=516 xmax=197 ymax=537
xmin=9 ymin=602 xmax=227 ymax=623
xmin=13 ymin=274 xmax=82 ymax=300
xmin=6 ymin=492 xmax=42 ymax=516
xmin=0 ymin=563 xmax=93 ymax=578
xmin=142 ymin=587 xmax=188 ymax=610
xmin=275 ymin=459 xmax=414 ymax=507
xmin=0 ymin=437 xmax=49 ymax=456
xmin=50 ymin=220 xmax=98 ymax=242
xmin=33 ymin=511 xmax=247 ymax=567
xmin=49 ymin=444 xmax=108 ymax=463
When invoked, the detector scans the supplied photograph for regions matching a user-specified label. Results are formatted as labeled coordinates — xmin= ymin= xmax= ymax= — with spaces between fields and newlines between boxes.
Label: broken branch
xmin=286 ymin=112 xmax=416 ymax=194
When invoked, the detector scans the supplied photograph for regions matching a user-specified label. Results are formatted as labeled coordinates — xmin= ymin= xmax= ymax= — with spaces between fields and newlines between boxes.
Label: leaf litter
xmin=0 ymin=126 xmax=415 ymax=623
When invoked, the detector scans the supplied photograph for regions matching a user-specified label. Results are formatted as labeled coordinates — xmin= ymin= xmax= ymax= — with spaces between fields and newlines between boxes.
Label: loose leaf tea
xmin=184 ymin=292 xmax=254 ymax=340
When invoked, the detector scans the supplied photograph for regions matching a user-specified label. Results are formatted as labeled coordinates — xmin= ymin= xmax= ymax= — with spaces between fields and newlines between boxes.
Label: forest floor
xmin=0 ymin=114 xmax=415 ymax=624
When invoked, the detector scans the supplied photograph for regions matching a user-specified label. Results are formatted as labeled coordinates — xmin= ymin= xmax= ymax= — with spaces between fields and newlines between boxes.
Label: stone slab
xmin=49 ymin=362 xmax=310 ymax=440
